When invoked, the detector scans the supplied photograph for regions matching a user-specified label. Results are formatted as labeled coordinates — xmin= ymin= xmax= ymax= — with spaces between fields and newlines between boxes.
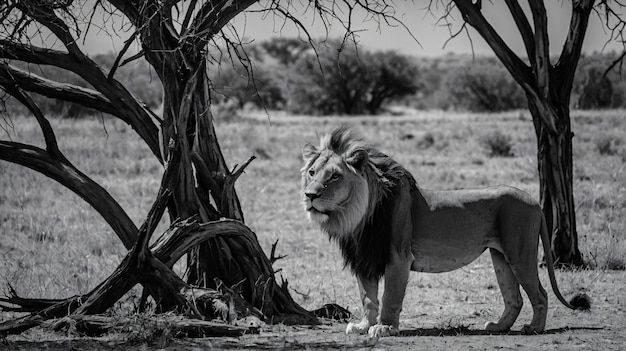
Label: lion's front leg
xmin=368 ymin=252 xmax=412 ymax=338
xmin=346 ymin=275 xmax=379 ymax=335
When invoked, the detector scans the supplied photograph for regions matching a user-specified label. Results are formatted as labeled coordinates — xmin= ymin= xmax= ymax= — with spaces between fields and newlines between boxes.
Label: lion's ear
xmin=302 ymin=143 xmax=319 ymax=161
xmin=346 ymin=149 xmax=369 ymax=171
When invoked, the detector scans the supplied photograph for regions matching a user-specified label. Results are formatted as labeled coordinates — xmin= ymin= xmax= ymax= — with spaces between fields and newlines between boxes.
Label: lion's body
xmin=302 ymin=127 xmax=589 ymax=337
xmin=411 ymin=186 xmax=541 ymax=273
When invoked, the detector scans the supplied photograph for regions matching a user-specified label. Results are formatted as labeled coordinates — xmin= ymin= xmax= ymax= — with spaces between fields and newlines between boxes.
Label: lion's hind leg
xmin=485 ymin=249 xmax=523 ymax=333
xmin=502 ymin=252 xmax=548 ymax=335
xmin=513 ymin=264 xmax=548 ymax=335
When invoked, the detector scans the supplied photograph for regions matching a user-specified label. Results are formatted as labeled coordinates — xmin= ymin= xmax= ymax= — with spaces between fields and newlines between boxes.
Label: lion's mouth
xmin=307 ymin=206 xmax=330 ymax=216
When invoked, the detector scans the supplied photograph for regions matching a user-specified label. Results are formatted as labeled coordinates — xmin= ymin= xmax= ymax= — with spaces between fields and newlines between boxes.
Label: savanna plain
xmin=1 ymin=110 xmax=625 ymax=350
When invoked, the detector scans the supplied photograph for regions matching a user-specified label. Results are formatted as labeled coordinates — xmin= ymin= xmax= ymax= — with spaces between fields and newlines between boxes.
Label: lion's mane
xmin=305 ymin=127 xmax=417 ymax=280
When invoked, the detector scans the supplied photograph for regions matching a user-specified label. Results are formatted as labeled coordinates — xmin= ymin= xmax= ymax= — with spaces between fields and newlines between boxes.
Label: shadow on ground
xmin=398 ymin=325 xmax=605 ymax=337
xmin=4 ymin=326 xmax=608 ymax=350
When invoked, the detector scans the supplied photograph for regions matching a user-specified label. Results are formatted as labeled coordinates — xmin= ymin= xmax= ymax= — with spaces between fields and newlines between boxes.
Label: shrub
xmin=417 ymin=132 xmax=435 ymax=149
xmin=577 ymin=65 xmax=615 ymax=109
xmin=596 ymin=135 xmax=621 ymax=156
xmin=441 ymin=59 xmax=526 ymax=112
xmin=574 ymin=54 xmax=626 ymax=109
xmin=480 ymin=130 xmax=514 ymax=157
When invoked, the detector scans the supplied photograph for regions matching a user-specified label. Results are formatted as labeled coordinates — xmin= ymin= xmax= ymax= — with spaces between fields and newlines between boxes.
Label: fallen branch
xmin=47 ymin=314 xmax=255 ymax=337
xmin=0 ymin=219 xmax=316 ymax=337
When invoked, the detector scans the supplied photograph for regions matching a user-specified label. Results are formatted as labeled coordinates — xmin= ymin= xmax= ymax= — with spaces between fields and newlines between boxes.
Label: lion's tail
xmin=539 ymin=214 xmax=591 ymax=310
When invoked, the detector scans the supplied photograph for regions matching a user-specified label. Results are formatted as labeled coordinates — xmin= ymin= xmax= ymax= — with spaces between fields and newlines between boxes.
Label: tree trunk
xmin=450 ymin=0 xmax=590 ymax=268
xmin=527 ymin=99 xmax=584 ymax=267
xmin=142 ymin=54 xmax=312 ymax=320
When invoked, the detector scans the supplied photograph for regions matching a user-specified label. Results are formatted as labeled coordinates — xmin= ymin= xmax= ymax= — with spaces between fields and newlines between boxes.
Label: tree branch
xmin=102 ymin=0 xmax=143 ymax=25
xmin=0 ymin=39 xmax=75 ymax=69
xmin=107 ymin=31 xmax=138 ymax=80
xmin=0 ymin=218 xmax=284 ymax=336
xmin=0 ymin=141 xmax=137 ymax=249
xmin=221 ymin=155 xmax=255 ymax=220
xmin=528 ymin=0 xmax=551 ymax=99
xmin=504 ymin=0 xmax=535 ymax=64
xmin=556 ymin=0 xmax=594 ymax=93
xmin=450 ymin=0 xmax=558 ymax=134
xmin=0 ymin=40 xmax=162 ymax=162
xmin=0 ymin=80 xmax=62 ymax=158
xmin=187 ymin=0 xmax=258 ymax=56
xmin=16 ymin=3 xmax=84 ymax=58
xmin=451 ymin=0 xmax=533 ymax=86
xmin=181 ymin=0 xmax=199 ymax=32
xmin=0 ymin=63 xmax=123 ymax=120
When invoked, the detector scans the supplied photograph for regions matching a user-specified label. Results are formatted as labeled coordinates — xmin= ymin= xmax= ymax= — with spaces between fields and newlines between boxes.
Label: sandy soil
xmin=5 ymin=271 xmax=625 ymax=350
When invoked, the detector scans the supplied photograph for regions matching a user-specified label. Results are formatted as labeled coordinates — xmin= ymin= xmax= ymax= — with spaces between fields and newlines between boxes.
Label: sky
xmin=78 ymin=1 xmax=623 ymax=58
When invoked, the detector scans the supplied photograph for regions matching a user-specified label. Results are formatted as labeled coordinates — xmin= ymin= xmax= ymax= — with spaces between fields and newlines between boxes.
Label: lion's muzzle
xmin=305 ymin=189 xmax=321 ymax=201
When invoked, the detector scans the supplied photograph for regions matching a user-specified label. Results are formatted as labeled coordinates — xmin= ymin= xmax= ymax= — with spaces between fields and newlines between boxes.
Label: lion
xmin=301 ymin=126 xmax=590 ymax=338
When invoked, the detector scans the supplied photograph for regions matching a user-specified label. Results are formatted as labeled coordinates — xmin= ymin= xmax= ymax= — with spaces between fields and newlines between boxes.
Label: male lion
xmin=301 ymin=126 xmax=589 ymax=338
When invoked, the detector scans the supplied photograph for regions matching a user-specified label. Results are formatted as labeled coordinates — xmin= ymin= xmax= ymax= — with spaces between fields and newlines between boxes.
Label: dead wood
xmin=0 ymin=218 xmax=316 ymax=337
xmin=47 ymin=315 xmax=254 ymax=338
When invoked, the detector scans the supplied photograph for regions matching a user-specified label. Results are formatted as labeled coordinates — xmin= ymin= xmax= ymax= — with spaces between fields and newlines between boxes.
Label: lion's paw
xmin=484 ymin=321 xmax=509 ymax=333
xmin=520 ymin=324 xmax=543 ymax=335
xmin=367 ymin=324 xmax=399 ymax=339
xmin=346 ymin=320 xmax=370 ymax=334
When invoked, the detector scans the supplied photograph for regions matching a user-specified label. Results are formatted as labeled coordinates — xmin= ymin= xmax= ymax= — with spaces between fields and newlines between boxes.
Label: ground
xmin=4 ymin=269 xmax=625 ymax=350
xmin=2 ymin=110 xmax=626 ymax=349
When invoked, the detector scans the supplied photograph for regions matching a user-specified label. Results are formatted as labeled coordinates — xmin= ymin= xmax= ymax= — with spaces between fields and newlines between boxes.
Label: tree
xmin=442 ymin=58 xmax=526 ymax=112
xmin=441 ymin=0 xmax=626 ymax=266
xmin=285 ymin=40 xmax=419 ymax=115
xmin=259 ymin=37 xmax=311 ymax=66
xmin=367 ymin=50 xmax=422 ymax=114
xmin=0 ymin=0 xmax=403 ymax=335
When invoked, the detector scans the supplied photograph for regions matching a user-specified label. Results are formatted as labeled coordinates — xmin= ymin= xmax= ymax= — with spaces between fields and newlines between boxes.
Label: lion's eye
xmin=330 ymin=173 xmax=341 ymax=181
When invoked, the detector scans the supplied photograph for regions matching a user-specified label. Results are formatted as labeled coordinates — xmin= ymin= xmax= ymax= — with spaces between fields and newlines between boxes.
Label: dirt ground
xmin=4 ymin=271 xmax=625 ymax=351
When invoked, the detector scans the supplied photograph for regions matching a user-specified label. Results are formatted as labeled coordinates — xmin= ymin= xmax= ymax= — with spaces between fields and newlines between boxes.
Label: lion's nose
xmin=305 ymin=191 xmax=321 ymax=201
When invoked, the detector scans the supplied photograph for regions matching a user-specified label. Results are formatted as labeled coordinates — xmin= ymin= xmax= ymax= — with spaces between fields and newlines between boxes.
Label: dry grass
xmin=1 ymin=109 xmax=625 ymax=336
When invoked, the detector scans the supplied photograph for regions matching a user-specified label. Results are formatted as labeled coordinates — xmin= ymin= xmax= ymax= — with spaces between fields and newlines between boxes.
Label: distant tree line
xmin=4 ymin=38 xmax=625 ymax=117
xmin=209 ymin=38 xmax=420 ymax=115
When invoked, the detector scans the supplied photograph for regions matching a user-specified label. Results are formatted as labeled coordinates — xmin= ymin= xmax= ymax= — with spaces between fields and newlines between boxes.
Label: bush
xmin=441 ymin=58 xmax=527 ymax=112
xmin=283 ymin=40 xmax=420 ymax=115
xmin=480 ymin=130 xmax=514 ymax=157
xmin=209 ymin=59 xmax=284 ymax=110
xmin=576 ymin=62 xmax=625 ymax=109
xmin=596 ymin=135 xmax=621 ymax=156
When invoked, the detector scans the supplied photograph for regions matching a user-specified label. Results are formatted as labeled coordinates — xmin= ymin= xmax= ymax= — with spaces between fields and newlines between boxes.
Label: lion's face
xmin=301 ymin=143 xmax=370 ymax=235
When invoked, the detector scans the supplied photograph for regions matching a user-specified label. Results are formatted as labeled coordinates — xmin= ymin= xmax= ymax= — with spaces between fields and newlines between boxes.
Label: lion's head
xmin=301 ymin=137 xmax=369 ymax=236
xmin=301 ymin=126 xmax=402 ymax=237
xmin=301 ymin=126 xmax=416 ymax=279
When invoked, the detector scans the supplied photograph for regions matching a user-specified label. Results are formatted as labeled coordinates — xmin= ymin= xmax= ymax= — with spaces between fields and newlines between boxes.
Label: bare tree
xmin=436 ymin=0 xmax=626 ymax=266
xmin=0 ymin=0 xmax=403 ymax=336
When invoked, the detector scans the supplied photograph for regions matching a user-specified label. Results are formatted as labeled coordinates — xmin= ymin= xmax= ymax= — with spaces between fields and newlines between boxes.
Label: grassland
xmin=1 ymin=110 xmax=625 ymax=348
